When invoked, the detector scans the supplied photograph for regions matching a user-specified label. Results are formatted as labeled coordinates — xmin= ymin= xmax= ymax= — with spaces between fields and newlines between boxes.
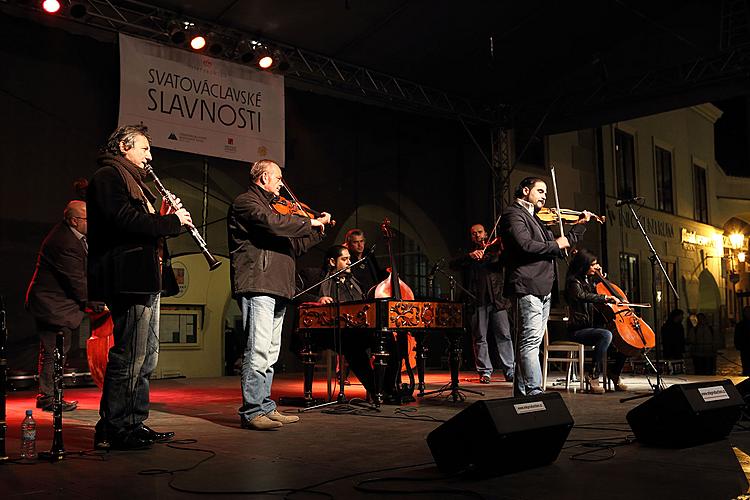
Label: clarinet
xmin=144 ymin=164 xmax=222 ymax=271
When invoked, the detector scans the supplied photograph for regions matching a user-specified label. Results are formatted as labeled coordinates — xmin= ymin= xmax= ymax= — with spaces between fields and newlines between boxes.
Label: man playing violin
xmin=565 ymin=248 xmax=628 ymax=393
xmin=449 ymin=224 xmax=514 ymax=384
xmin=499 ymin=177 xmax=593 ymax=397
xmin=229 ymin=159 xmax=331 ymax=431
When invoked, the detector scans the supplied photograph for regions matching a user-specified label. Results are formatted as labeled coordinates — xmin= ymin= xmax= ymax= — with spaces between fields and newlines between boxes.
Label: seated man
xmin=308 ymin=245 xmax=374 ymax=394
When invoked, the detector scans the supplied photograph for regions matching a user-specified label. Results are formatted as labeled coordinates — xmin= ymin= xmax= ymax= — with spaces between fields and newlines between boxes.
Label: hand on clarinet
xmin=160 ymin=192 xmax=182 ymax=216
xmin=175 ymin=208 xmax=192 ymax=227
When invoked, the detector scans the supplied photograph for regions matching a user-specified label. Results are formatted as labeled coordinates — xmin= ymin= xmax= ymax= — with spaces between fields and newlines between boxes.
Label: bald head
xmin=64 ymin=200 xmax=87 ymax=235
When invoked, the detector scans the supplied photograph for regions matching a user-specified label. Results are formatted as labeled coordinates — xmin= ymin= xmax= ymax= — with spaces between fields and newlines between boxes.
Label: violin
xmin=271 ymin=181 xmax=335 ymax=226
xmin=537 ymin=207 xmax=605 ymax=225
xmin=592 ymin=268 xmax=655 ymax=357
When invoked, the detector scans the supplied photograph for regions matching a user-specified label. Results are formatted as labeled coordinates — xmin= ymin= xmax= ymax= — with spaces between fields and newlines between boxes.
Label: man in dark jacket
xmin=25 ymin=200 xmax=90 ymax=411
xmin=88 ymin=125 xmax=192 ymax=450
xmin=228 ymin=159 xmax=330 ymax=430
xmin=499 ymin=177 xmax=591 ymax=397
xmin=449 ymin=223 xmax=514 ymax=384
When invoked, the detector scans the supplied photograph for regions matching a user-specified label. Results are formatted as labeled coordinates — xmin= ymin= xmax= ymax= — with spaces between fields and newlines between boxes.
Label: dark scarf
xmin=97 ymin=153 xmax=157 ymax=206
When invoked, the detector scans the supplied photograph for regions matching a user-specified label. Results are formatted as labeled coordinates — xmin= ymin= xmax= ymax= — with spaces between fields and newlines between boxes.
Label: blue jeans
xmin=471 ymin=305 xmax=514 ymax=377
xmin=98 ymin=294 xmax=160 ymax=438
xmin=239 ymin=294 xmax=287 ymax=422
xmin=513 ymin=294 xmax=550 ymax=397
xmin=570 ymin=328 xmax=612 ymax=375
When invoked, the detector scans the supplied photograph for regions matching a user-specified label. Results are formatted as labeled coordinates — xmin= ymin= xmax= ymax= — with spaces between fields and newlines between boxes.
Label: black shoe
xmin=479 ymin=375 xmax=491 ymax=384
xmin=94 ymin=431 xmax=111 ymax=451
xmin=504 ymin=374 xmax=514 ymax=383
xmin=37 ymin=399 xmax=78 ymax=412
xmin=110 ymin=433 xmax=153 ymax=451
xmin=133 ymin=425 xmax=175 ymax=443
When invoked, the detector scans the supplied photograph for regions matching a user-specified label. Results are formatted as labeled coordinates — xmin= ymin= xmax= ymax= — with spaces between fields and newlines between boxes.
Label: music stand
xmin=419 ymin=266 xmax=484 ymax=402
xmin=618 ymin=200 xmax=679 ymax=403
xmin=293 ymin=250 xmax=379 ymax=413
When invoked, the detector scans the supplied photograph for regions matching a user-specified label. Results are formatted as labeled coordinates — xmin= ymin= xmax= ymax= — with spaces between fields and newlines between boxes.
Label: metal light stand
xmin=0 ymin=296 xmax=8 ymax=462
xmin=39 ymin=331 xmax=65 ymax=461
xmin=619 ymin=201 xmax=679 ymax=403
xmin=419 ymin=267 xmax=483 ymax=402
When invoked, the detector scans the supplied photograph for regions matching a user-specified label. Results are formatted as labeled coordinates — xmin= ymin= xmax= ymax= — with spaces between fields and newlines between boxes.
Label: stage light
xmin=190 ymin=34 xmax=206 ymax=51
xmin=238 ymin=40 xmax=256 ymax=64
xmin=69 ymin=1 xmax=87 ymax=18
xmin=42 ymin=0 xmax=60 ymax=14
xmin=258 ymin=53 xmax=274 ymax=69
xmin=207 ymin=34 xmax=225 ymax=56
xmin=168 ymin=21 xmax=187 ymax=45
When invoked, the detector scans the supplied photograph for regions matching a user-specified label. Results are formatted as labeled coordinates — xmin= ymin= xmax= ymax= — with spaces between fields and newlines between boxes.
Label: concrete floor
xmin=1 ymin=371 xmax=749 ymax=500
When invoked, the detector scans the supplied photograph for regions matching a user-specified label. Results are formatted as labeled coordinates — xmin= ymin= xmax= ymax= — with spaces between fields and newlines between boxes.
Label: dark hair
xmin=323 ymin=245 xmax=348 ymax=270
xmin=513 ymin=176 xmax=545 ymax=199
xmin=102 ymin=124 xmax=150 ymax=156
xmin=567 ymin=247 xmax=598 ymax=280
xmin=668 ymin=308 xmax=684 ymax=321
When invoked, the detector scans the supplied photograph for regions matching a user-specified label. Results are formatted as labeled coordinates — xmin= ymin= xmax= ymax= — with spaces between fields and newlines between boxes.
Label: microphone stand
xmin=420 ymin=267 xmax=483 ymax=401
xmin=0 ymin=297 xmax=8 ymax=462
xmin=292 ymin=250 xmax=379 ymax=413
xmin=618 ymin=200 xmax=679 ymax=402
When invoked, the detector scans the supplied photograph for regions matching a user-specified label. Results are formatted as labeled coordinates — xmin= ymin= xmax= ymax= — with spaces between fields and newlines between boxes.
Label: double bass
xmin=592 ymin=269 xmax=655 ymax=357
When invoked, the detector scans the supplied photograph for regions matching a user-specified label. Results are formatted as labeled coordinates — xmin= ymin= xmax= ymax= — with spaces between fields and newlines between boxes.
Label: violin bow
xmin=549 ymin=164 xmax=567 ymax=257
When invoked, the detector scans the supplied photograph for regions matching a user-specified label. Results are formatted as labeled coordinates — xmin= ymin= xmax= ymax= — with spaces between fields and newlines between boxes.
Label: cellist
xmin=565 ymin=248 xmax=629 ymax=393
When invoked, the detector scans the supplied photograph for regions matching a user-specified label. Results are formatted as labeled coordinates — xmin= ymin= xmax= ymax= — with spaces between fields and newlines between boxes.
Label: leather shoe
xmin=241 ymin=414 xmax=282 ymax=430
xmin=133 ymin=424 xmax=175 ymax=442
xmin=479 ymin=375 xmax=491 ymax=384
xmin=94 ymin=431 xmax=111 ymax=451
xmin=265 ymin=410 xmax=300 ymax=424
xmin=504 ymin=374 xmax=514 ymax=383
xmin=110 ymin=434 xmax=153 ymax=451
xmin=37 ymin=398 xmax=78 ymax=412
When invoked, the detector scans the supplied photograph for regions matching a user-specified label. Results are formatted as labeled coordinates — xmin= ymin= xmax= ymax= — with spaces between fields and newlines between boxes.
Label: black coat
xmin=228 ymin=184 xmax=325 ymax=300
xmin=565 ymin=275 xmax=608 ymax=332
xmin=449 ymin=245 xmax=510 ymax=310
xmin=87 ymin=164 xmax=182 ymax=302
xmin=499 ymin=202 xmax=586 ymax=296
xmin=25 ymin=221 xmax=88 ymax=329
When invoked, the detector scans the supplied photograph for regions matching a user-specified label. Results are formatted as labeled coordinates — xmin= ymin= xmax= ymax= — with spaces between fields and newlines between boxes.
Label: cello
xmin=369 ymin=218 xmax=417 ymax=393
xmin=592 ymin=268 xmax=655 ymax=357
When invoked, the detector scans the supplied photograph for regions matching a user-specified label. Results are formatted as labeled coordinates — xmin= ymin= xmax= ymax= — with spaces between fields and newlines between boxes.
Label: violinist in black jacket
xmin=565 ymin=248 xmax=628 ymax=393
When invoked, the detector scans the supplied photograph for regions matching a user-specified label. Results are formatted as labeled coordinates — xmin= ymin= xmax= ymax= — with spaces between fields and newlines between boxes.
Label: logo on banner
xmin=168 ymin=132 xmax=178 ymax=140
xmin=227 ymin=137 xmax=234 ymax=145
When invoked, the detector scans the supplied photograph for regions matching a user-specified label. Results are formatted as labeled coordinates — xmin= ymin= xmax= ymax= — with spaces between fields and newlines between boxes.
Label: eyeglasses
xmin=73 ymin=216 xmax=87 ymax=221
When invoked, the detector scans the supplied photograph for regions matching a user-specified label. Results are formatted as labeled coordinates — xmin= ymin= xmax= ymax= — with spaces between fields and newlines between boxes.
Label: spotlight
xmin=42 ymin=0 xmax=60 ymax=14
xmin=258 ymin=53 xmax=274 ymax=69
xmin=254 ymin=45 xmax=274 ymax=69
xmin=69 ymin=1 xmax=87 ymax=18
xmin=190 ymin=34 xmax=206 ymax=51
xmin=168 ymin=21 xmax=187 ymax=45
xmin=207 ymin=34 xmax=225 ymax=56
xmin=237 ymin=40 xmax=256 ymax=64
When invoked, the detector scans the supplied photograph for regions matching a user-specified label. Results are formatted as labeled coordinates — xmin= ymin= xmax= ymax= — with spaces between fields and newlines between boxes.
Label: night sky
xmin=714 ymin=97 xmax=750 ymax=177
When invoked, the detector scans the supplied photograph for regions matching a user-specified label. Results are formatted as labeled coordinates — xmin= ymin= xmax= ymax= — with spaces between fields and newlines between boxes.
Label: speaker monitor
xmin=626 ymin=379 xmax=743 ymax=448
xmin=426 ymin=392 xmax=573 ymax=475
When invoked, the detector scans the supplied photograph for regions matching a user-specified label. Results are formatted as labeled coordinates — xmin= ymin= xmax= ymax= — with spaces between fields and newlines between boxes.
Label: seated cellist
xmin=565 ymin=248 xmax=629 ymax=393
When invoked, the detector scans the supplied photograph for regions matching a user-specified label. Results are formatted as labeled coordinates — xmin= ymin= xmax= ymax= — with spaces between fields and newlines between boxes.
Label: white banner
xmin=118 ymin=33 xmax=284 ymax=163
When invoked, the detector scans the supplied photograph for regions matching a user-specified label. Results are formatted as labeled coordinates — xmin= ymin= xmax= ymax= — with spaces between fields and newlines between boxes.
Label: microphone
xmin=365 ymin=244 xmax=376 ymax=257
xmin=428 ymin=258 xmax=443 ymax=278
xmin=615 ymin=196 xmax=644 ymax=207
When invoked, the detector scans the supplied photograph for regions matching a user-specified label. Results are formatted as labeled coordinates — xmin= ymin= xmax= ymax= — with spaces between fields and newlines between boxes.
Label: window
xmin=615 ymin=129 xmax=636 ymax=199
xmin=654 ymin=146 xmax=673 ymax=213
xmin=693 ymin=164 xmax=708 ymax=223
xmin=619 ymin=253 xmax=641 ymax=304
xmin=159 ymin=305 xmax=203 ymax=347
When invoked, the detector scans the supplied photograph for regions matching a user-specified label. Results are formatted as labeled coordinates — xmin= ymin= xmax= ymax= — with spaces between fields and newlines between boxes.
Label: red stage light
xmin=258 ymin=55 xmax=274 ymax=69
xmin=42 ymin=0 xmax=61 ymax=13
xmin=190 ymin=35 xmax=206 ymax=50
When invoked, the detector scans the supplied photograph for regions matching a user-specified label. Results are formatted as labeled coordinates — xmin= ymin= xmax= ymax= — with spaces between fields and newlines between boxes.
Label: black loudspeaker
xmin=626 ymin=380 xmax=743 ymax=448
xmin=426 ymin=392 xmax=573 ymax=474
xmin=735 ymin=377 xmax=750 ymax=402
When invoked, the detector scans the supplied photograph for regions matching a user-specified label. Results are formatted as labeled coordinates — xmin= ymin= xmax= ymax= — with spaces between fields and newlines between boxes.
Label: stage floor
xmin=2 ymin=370 xmax=749 ymax=499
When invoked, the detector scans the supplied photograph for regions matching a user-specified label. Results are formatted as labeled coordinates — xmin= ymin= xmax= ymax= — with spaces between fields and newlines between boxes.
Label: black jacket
xmin=449 ymin=245 xmax=510 ymax=310
xmin=87 ymin=162 xmax=182 ymax=302
xmin=565 ymin=275 xmax=609 ymax=332
xmin=499 ymin=202 xmax=586 ymax=296
xmin=228 ymin=184 xmax=325 ymax=300
xmin=25 ymin=221 xmax=88 ymax=329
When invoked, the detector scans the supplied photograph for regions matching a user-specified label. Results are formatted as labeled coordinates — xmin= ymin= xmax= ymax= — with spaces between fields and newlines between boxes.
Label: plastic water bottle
xmin=20 ymin=409 xmax=37 ymax=459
